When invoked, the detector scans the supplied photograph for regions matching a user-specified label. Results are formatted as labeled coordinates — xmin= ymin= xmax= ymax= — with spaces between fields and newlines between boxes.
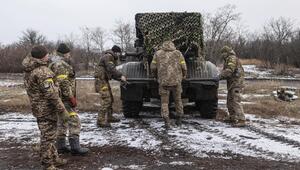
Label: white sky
xmin=0 ymin=0 xmax=299 ymax=44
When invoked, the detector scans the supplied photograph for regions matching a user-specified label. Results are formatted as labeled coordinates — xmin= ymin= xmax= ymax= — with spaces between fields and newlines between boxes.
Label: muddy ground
xmin=1 ymin=74 xmax=300 ymax=170
xmin=1 ymin=142 xmax=299 ymax=170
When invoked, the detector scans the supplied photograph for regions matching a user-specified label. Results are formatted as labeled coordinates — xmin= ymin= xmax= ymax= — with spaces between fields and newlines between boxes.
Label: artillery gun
xmin=119 ymin=12 xmax=219 ymax=118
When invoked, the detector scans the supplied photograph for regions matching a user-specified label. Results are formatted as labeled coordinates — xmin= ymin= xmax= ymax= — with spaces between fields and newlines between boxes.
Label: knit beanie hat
xmin=57 ymin=43 xmax=71 ymax=54
xmin=111 ymin=45 xmax=121 ymax=53
xmin=31 ymin=45 xmax=48 ymax=59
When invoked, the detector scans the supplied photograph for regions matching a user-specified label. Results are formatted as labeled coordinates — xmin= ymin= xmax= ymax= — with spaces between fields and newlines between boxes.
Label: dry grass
xmin=244 ymin=98 xmax=300 ymax=119
xmin=0 ymin=80 xmax=122 ymax=113
xmin=240 ymin=59 xmax=264 ymax=66
xmin=1 ymin=79 xmax=300 ymax=119
xmin=0 ymin=86 xmax=30 ymax=112
xmin=243 ymin=81 xmax=280 ymax=94
xmin=76 ymin=80 xmax=122 ymax=112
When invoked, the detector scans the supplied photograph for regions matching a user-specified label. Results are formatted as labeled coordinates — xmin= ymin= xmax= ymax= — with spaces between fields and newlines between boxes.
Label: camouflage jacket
xmin=219 ymin=54 xmax=245 ymax=89
xmin=49 ymin=54 xmax=76 ymax=101
xmin=150 ymin=41 xmax=187 ymax=87
xmin=94 ymin=50 xmax=122 ymax=92
xmin=22 ymin=55 xmax=66 ymax=118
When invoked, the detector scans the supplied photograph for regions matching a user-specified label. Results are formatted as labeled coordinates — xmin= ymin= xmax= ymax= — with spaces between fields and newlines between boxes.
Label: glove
xmin=60 ymin=110 xmax=70 ymax=123
xmin=121 ymin=75 xmax=127 ymax=82
xmin=70 ymin=97 xmax=77 ymax=108
xmin=213 ymin=75 xmax=220 ymax=81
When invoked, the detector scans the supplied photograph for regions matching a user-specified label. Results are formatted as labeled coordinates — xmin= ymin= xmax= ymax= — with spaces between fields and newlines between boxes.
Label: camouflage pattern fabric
xmin=150 ymin=41 xmax=187 ymax=86
xmin=219 ymin=47 xmax=245 ymax=121
xmin=49 ymin=54 xmax=80 ymax=137
xmin=22 ymin=55 xmax=66 ymax=168
xmin=160 ymin=85 xmax=184 ymax=119
xmin=227 ymin=87 xmax=245 ymax=121
xmin=49 ymin=53 xmax=76 ymax=101
xmin=151 ymin=41 xmax=186 ymax=118
xmin=95 ymin=50 xmax=122 ymax=124
xmin=135 ymin=13 xmax=204 ymax=56
xmin=57 ymin=102 xmax=81 ymax=138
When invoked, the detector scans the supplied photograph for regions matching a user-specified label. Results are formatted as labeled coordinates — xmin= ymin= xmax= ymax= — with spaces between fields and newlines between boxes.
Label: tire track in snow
xmin=184 ymin=119 xmax=300 ymax=162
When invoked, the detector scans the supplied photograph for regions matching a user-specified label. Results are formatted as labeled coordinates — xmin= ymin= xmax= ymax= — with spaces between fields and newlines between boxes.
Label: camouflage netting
xmin=135 ymin=12 xmax=204 ymax=56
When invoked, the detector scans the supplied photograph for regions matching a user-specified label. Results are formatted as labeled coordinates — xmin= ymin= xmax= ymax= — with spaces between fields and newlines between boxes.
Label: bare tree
xmin=262 ymin=17 xmax=295 ymax=67
xmin=91 ymin=27 xmax=106 ymax=53
xmin=204 ymin=4 xmax=241 ymax=62
xmin=111 ymin=20 xmax=135 ymax=51
xmin=263 ymin=17 xmax=294 ymax=44
xmin=19 ymin=29 xmax=47 ymax=51
xmin=80 ymin=26 xmax=94 ymax=71
xmin=62 ymin=32 xmax=80 ymax=49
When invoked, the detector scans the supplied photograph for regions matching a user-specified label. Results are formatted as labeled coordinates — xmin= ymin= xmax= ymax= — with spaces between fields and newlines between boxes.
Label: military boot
xmin=232 ymin=119 xmax=246 ymax=127
xmin=97 ymin=113 xmax=111 ymax=128
xmin=69 ymin=135 xmax=89 ymax=156
xmin=108 ymin=110 xmax=120 ymax=123
xmin=56 ymin=137 xmax=71 ymax=154
xmin=54 ymin=157 xmax=67 ymax=167
xmin=164 ymin=117 xmax=171 ymax=130
xmin=223 ymin=116 xmax=234 ymax=123
xmin=175 ymin=115 xmax=182 ymax=127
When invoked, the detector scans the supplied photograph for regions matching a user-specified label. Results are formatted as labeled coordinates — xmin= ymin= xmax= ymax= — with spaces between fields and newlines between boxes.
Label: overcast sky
xmin=0 ymin=0 xmax=299 ymax=45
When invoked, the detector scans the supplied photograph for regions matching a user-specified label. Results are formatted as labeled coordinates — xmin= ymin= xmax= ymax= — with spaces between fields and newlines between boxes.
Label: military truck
xmin=119 ymin=12 xmax=219 ymax=118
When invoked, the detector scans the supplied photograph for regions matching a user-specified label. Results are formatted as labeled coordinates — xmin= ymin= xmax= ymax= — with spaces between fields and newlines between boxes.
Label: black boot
xmin=164 ymin=117 xmax=171 ymax=130
xmin=56 ymin=137 xmax=71 ymax=154
xmin=175 ymin=116 xmax=182 ymax=127
xmin=69 ymin=136 xmax=89 ymax=156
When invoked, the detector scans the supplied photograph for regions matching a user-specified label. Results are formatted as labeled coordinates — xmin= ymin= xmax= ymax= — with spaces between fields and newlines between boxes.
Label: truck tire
xmin=196 ymin=99 xmax=217 ymax=119
xmin=122 ymin=101 xmax=142 ymax=118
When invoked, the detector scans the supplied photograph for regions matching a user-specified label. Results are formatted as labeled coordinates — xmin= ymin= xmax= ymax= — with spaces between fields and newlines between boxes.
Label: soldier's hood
xmin=223 ymin=50 xmax=236 ymax=59
xmin=161 ymin=41 xmax=176 ymax=51
xmin=105 ymin=50 xmax=117 ymax=59
xmin=22 ymin=55 xmax=48 ymax=72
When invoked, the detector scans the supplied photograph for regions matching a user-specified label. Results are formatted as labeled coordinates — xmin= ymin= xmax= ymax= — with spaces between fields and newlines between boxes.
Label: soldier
xmin=94 ymin=45 xmax=127 ymax=127
xmin=23 ymin=45 xmax=68 ymax=170
xmin=49 ymin=43 xmax=89 ymax=155
xmin=219 ymin=46 xmax=246 ymax=127
xmin=150 ymin=41 xmax=187 ymax=129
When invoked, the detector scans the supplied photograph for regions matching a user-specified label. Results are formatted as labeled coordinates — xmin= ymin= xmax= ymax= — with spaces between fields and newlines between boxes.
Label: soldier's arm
xmin=53 ymin=63 xmax=74 ymax=98
xmin=219 ymin=56 xmax=237 ymax=80
xmin=94 ymin=64 xmax=101 ymax=93
xmin=179 ymin=53 xmax=187 ymax=79
xmin=150 ymin=54 xmax=158 ymax=78
xmin=37 ymin=71 xmax=67 ymax=114
xmin=104 ymin=54 xmax=123 ymax=80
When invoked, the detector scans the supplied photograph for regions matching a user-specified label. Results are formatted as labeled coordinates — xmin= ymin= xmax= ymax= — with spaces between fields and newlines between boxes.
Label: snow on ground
xmin=0 ymin=79 xmax=23 ymax=87
xmin=243 ymin=65 xmax=272 ymax=78
xmin=1 ymin=112 xmax=300 ymax=162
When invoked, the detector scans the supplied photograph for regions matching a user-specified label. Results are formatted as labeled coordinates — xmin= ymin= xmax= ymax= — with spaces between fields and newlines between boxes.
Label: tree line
xmin=0 ymin=4 xmax=299 ymax=73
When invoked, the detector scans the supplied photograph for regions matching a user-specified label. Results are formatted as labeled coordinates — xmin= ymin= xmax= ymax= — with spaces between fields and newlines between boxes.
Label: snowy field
xmin=1 ymin=112 xmax=300 ymax=163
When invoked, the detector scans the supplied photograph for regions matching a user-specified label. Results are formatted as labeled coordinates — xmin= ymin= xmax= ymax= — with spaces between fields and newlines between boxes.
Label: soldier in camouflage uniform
xmin=150 ymin=41 xmax=187 ymax=129
xmin=23 ymin=45 xmax=68 ymax=170
xmin=49 ymin=43 xmax=89 ymax=155
xmin=219 ymin=46 xmax=246 ymax=127
xmin=94 ymin=45 xmax=126 ymax=127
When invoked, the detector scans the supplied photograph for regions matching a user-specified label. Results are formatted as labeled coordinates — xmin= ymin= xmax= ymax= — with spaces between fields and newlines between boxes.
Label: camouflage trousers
xmin=57 ymin=101 xmax=81 ymax=138
xmin=97 ymin=80 xmax=113 ymax=122
xmin=159 ymin=85 xmax=184 ymax=119
xmin=36 ymin=114 xmax=60 ymax=167
xmin=227 ymin=87 xmax=245 ymax=121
